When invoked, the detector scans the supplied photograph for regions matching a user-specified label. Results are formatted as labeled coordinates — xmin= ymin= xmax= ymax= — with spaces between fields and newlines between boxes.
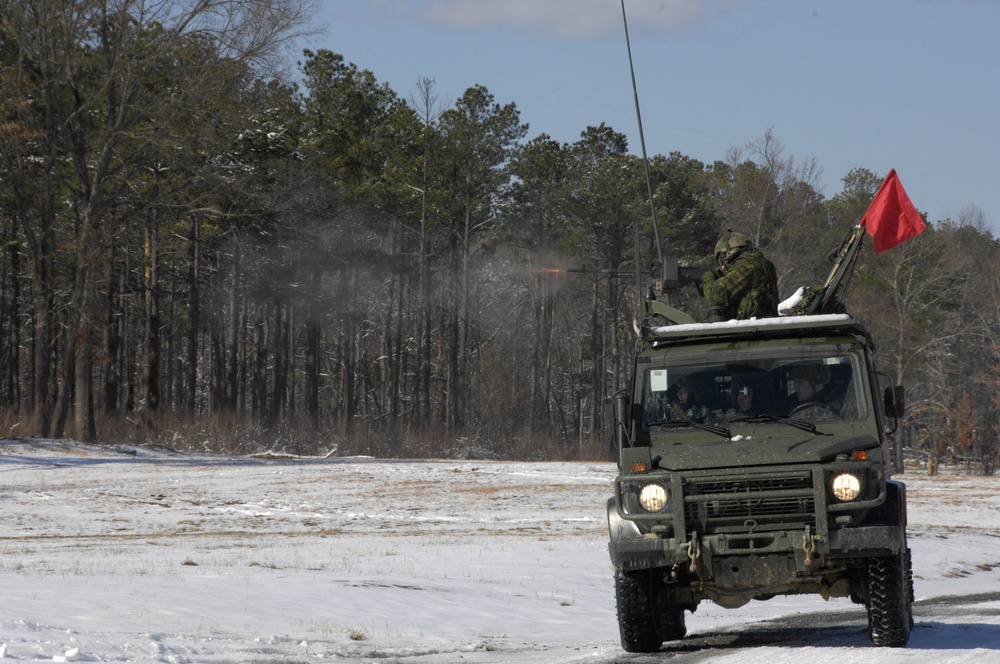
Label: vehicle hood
xmin=654 ymin=432 xmax=879 ymax=471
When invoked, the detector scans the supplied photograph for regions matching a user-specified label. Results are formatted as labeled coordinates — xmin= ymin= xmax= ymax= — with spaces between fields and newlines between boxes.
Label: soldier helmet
xmin=714 ymin=229 xmax=751 ymax=263
xmin=676 ymin=372 xmax=713 ymax=404
xmin=790 ymin=363 xmax=831 ymax=386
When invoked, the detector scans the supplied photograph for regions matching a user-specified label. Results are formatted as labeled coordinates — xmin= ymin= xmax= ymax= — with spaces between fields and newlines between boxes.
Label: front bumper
xmin=609 ymin=522 xmax=904 ymax=572
xmin=607 ymin=465 xmax=904 ymax=575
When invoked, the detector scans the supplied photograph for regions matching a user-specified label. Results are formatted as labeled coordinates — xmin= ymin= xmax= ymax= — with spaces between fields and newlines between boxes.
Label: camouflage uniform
xmin=644 ymin=373 xmax=715 ymax=424
xmin=645 ymin=393 xmax=712 ymax=423
xmin=701 ymin=243 xmax=779 ymax=321
xmin=785 ymin=394 xmax=845 ymax=420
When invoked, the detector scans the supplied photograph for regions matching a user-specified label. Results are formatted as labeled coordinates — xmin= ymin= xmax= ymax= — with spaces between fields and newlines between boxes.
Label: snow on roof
xmin=649 ymin=313 xmax=853 ymax=337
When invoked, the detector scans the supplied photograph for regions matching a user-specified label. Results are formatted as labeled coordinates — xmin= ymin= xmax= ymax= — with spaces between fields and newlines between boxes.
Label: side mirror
xmin=884 ymin=385 xmax=905 ymax=418
xmin=612 ymin=390 xmax=632 ymax=457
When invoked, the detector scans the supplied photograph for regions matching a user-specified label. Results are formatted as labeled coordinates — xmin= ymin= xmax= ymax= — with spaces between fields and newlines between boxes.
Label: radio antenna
xmin=620 ymin=0 xmax=664 ymax=289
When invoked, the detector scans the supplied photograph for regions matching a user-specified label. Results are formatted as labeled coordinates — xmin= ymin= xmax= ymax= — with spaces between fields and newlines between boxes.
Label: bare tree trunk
xmin=51 ymin=340 xmax=73 ymax=439
xmin=226 ymin=246 xmax=241 ymax=411
xmin=102 ymin=244 xmax=121 ymax=414
xmin=409 ymin=76 xmax=439 ymax=433
xmin=382 ymin=233 xmax=397 ymax=428
xmin=210 ymin=332 xmax=225 ymax=412
xmin=286 ymin=305 xmax=295 ymax=416
xmin=585 ymin=275 xmax=601 ymax=447
xmin=30 ymin=78 xmax=60 ymax=438
xmin=530 ymin=267 xmax=555 ymax=437
xmin=74 ymin=331 xmax=96 ymax=441
xmin=70 ymin=211 xmax=101 ymax=442
xmin=143 ymin=210 xmax=161 ymax=413
xmin=343 ymin=269 xmax=357 ymax=440
xmin=529 ymin=271 xmax=542 ymax=433
xmin=305 ymin=268 xmax=321 ymax=425
xmin=418 ymin=235 xmax=432 ymax=430
xmin=253 ymin=315 xmax=266 ymax=419
xmin=186 ymin=217 xmax=200 ymax=412
xmin=2 ymin=236 xmax=20 ymax=410
xmin=447 ymin=239 xmax=461 ymax=430
xmin=31 ymin=269 xmax=55 ymax=436
xmin=392 ymin=263 xmax=406 ymax=429
xmin=458 ymin=210 xmax=472 ymax=431
xmin=122 ymin=245 xmax=136 ymax=413
xmin=270 ymin=304 xmax=286 ymax=424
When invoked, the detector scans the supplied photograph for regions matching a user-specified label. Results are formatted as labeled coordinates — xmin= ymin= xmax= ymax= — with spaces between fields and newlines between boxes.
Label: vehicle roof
xmin=645 ymin=314 xmax=869 ymax=346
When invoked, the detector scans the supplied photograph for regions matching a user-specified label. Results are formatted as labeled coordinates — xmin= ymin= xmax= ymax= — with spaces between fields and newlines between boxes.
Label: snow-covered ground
xmin=2 ymin=439 xmax=1000 ymax=663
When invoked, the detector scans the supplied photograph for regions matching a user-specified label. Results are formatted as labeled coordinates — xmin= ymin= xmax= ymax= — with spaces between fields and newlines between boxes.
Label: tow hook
xmin=802 ymin=526 xmax=821 ymax=565
xmin=684 ymin=531 xmax=702 ymax=574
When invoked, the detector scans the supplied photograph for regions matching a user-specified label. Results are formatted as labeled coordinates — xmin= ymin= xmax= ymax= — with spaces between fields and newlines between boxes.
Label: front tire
xmin=614 ymin=568 xmax=662 ymax=653
xmin=865 ymin=547 xmax=913 ymax=647
xmin=614 ymin=568 xmax=687 ymax=652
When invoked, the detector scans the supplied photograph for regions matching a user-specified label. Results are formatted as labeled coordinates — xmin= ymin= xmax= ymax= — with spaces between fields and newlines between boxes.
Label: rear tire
xmin=865 ymin=547 xmax=913 ymax=647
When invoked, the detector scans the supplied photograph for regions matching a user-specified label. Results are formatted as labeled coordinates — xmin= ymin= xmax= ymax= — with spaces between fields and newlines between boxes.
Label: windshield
xmin=641 ymin=349 xmax=868 ymax=431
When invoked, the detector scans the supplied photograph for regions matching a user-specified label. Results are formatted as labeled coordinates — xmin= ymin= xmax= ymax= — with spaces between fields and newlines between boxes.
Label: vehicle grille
xmin=682 ymin=472 xmax=816 ymax=534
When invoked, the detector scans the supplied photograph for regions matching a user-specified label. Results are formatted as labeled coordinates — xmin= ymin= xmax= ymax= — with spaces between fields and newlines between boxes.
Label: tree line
xmin=1 ymin=1 xmax=997 ymax=471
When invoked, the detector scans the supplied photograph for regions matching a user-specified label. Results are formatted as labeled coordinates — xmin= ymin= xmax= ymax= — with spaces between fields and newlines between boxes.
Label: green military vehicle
xmin=606 ymin=250 xmax=914 ymax=652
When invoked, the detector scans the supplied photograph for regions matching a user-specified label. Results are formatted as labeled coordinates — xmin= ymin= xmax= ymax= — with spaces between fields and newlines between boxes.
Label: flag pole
xmin=818 ymin=223 xmax=866 ymax=313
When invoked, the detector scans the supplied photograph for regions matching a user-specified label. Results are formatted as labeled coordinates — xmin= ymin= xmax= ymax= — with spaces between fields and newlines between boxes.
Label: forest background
xmin=0 ymin=0 xmax=997 ymax=475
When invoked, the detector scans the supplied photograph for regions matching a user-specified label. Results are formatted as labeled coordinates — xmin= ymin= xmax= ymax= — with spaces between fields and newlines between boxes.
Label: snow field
xmin=2 ymin=440 xmax=1000 ymax=662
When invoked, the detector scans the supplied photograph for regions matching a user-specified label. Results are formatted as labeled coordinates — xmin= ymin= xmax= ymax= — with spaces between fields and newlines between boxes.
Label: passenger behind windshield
xmin=672 ymin=374 xmax=714 ymax=422
xmin=726 ymin=371 xmax=767 ymax=418
xmin=643 ymin=372 xmax=714 ymax=426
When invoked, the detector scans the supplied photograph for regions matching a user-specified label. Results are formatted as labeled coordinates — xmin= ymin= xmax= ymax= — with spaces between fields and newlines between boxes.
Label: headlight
xmin=830 ymin=472 xmax=862 ymax=502
xmin=638 ymin=483 xmax=668 ymax=512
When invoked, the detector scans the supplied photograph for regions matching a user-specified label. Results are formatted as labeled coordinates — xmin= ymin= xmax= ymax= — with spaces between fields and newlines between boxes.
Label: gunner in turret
xmin=701 ymin=230 xmax=779 ymax=321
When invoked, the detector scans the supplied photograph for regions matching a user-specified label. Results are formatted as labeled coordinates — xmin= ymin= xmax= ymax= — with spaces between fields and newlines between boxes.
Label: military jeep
xmin=607 ymin=312 xmax=914 ymax=652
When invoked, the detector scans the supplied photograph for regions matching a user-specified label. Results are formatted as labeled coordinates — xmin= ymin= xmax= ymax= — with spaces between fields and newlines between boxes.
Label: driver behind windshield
xmin=783 ymin=363 xmax=845 ymax=415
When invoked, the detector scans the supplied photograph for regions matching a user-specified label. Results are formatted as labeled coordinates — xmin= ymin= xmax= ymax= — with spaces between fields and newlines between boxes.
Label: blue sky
xmin=307 ymin=0 xmax=999 ymax=236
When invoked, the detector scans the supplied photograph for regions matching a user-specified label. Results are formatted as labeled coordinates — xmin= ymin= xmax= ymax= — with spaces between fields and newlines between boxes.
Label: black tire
xmin=614 ymin=568 xmax=663 ymax=653
xmin=656 ymin=588 xmax=687 ymax=642
xmin=865 ymin=547 xmax=913 ymax=647
xmin=905 ymin=547 xmax=916 ymax=630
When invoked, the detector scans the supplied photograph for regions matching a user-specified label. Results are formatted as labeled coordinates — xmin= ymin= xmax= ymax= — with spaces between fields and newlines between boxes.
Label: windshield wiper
xmin=648 ymin=419 xmax=732 ymax=439
xmin=729 ymin=413 xmax=825 ymax=435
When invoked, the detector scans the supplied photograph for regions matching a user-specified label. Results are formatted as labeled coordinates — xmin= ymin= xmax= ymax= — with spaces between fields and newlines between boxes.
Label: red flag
xmin=860 ymin=169 xmax=926 ymax=253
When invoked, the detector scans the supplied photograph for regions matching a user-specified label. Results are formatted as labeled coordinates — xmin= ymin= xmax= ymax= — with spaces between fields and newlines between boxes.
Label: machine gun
xmin=637 ymin=258 xmax=707 ymax=327
xmin=543 ymin=259 xmax=707 ymax=328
